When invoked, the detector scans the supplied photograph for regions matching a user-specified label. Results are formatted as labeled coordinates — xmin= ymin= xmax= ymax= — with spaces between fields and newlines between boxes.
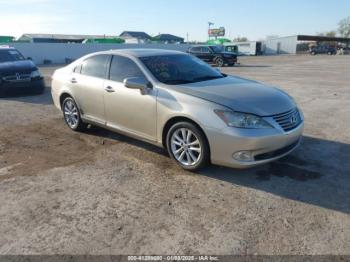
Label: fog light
xmin=233 ymin=151 xmax=254 ymax=162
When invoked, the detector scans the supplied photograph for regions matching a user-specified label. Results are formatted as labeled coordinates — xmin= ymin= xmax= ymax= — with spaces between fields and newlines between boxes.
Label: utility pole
xmin=208 ymin=22 xmax=214 ymax=40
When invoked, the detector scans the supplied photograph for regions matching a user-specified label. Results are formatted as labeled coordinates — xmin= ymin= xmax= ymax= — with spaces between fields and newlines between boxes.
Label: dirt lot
xmin=0 ymin=55 xmax=349 ymax=255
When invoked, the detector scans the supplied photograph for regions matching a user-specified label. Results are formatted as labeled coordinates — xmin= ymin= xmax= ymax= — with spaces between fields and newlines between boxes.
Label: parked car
xmin=338 ymin=46 xmax=350 ymax=55
xmin=0 ymin=46 xmax=45 ymax=97
xmin=52 ymin=49 xmax=303 ymax=171
xmin=310 ymin=46 xmax=336 ymax=55
xmin=187 ymin=45 xmax=237 ymax=67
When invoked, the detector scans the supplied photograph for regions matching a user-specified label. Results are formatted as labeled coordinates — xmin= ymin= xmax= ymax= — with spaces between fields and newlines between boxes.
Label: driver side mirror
xmin=123 ymin=77 xmax=153 ymax=95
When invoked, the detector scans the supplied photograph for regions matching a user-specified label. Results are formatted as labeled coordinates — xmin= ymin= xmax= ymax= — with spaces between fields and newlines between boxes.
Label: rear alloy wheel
xmin=166 ymin=122 xmax=210 ymax=171
xmin=215 ymin=57 xmax=224 ymax=67
xmin=62 ymin=97 xmax=87 ymax=131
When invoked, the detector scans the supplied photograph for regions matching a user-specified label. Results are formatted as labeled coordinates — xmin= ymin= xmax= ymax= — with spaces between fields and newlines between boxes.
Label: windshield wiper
xmin=192 ymin=75 xmax=225 ymax=82
xmin=163 ymin=79 xmax=194 ymax=85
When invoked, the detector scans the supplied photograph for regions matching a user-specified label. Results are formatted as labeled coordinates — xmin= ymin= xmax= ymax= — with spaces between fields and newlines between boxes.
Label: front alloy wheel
xmin=167 ymin=122 xmax=209 ymax=171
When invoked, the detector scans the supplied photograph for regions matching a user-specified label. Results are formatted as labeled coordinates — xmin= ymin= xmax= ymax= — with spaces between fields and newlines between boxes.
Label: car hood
xmin=169 ymin=76 xmax=296 ymax=116
xmin=0 ymin=60 xmax=37 ymax=74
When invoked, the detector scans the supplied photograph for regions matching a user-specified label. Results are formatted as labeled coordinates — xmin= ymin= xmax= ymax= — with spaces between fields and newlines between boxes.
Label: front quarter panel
xmin=156 ymin=85 xmax=228 ymax=144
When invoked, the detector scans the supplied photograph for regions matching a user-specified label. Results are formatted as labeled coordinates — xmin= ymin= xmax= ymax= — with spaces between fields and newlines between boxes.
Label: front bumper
xmin=0 ymin=77 xmax=45 ymax=97
xmin=224 ymin=57 xmax=237 ymax=64
xmin=206 ymin=121 xmax=304 ymax=169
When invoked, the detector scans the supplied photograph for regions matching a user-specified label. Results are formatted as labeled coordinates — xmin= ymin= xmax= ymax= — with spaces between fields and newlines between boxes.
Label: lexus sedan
xmin=0 ymin=46 xmax=45 ymax=97
xmin=51 ymin=49 xmax=303 ymax=171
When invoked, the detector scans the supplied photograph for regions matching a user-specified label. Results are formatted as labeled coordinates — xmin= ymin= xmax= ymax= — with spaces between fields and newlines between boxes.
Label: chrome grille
xmin=2 ymin=73 xmax=31 ymax=82
xmin=272 ymin=108 xmax=302 ymax=132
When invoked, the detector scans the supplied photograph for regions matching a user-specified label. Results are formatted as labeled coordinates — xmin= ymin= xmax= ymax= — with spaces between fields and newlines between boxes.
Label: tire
xmin=215 ymin=57 xmax=224 ymax=67
xmin=327 ymin=52 xmax=332 ymax=55
xmin=311 ymin=52 xmax=316 ymax=55
xmin=166 ymin=122 xmax=210 ymax=171
xmin=62 ymin=97 xmax=87 ymax=131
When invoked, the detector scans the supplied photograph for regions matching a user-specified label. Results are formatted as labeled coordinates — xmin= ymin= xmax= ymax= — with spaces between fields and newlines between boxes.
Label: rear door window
xmin=80 ymin=55 xmax=110 ymax=79
xmin=190 ymin=47 xmax=201 ymax=53
xmin=201 ymin=47 xmax=211 ymax=53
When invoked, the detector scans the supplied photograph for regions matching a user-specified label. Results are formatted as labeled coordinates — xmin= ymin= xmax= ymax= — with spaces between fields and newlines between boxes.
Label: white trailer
xmin=230 ymin=41 xmax=261 ymax=56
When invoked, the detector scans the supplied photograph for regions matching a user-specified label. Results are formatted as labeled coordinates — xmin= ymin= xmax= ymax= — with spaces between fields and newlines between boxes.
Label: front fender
xmin=156 ymin=87 xmax=227 ymax=144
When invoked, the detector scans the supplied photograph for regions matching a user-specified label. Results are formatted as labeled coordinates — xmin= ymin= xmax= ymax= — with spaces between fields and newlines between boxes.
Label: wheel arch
xmin=214 ymin=55 xmax=223 ymax=61
xmin=161 ymin=116 xmax=210 ymax=154
xmin=59 ymin=91 xmax=77 ymax=110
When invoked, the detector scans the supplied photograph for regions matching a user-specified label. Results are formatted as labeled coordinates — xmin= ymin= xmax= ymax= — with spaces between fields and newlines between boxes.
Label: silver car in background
xmin=51 ymin=49 xmax=304 ymax=171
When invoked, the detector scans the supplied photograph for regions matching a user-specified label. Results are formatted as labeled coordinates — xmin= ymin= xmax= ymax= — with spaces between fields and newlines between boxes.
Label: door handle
xmin=105 ymin=86 xmax=115 ymax=93
xmin=70 ymin=78 xmax=77 ymax=84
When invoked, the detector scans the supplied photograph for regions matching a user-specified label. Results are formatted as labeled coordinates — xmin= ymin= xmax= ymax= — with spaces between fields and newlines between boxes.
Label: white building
xmin=231 ymin=35 xmax=350 ymax=56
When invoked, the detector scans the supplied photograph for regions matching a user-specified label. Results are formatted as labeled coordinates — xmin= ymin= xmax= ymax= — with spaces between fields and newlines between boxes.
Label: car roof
xmin=97 ymin=49 xmax=185 ymax=57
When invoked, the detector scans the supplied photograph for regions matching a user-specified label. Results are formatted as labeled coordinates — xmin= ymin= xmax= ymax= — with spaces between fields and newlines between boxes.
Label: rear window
xmin=0 ymin=49 xmax=25 ymax=62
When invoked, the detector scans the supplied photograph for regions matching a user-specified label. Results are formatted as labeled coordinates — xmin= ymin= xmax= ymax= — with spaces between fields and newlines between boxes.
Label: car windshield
xmin=209 ymin=46 xmax=223 ymax=53
xmin=139 ymin=54 xmax=225 ymax=85
xmin=0 ymin=49 xmax=25 ymax=63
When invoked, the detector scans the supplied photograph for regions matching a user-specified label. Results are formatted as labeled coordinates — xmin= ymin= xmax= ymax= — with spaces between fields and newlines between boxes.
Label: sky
xmin=0 ymin=0 xmax=349 ymax=41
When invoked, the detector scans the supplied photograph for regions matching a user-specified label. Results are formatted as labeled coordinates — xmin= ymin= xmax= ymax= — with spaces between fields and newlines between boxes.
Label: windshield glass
xmin=139 ymin=54 xmax=225 ymax=85
xmin=209 ymin=45 xmax=223 ymax=53
xmin=0 ymin=49 xmax=25 ymax=63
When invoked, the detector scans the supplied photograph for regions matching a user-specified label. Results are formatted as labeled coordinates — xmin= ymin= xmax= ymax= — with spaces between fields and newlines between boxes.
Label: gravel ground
xmin=0 ymin=55 xmax=349 ymax=255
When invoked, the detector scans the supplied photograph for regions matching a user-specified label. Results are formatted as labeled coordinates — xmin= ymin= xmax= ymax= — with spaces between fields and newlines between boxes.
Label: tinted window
xmin=201 ymin=47 xmax=210 ymax=53
xmin=225 ymin=46 xmax=237 ymax=53
xmin=140 ymin=54 xmax=225 ymax=85
xmin=190 ymin=47 xmax=201 ymax=52
xmin=0 ymin=49 xmax=25 ymax=63
xmin=209 ymin=46 xmax=223 ymax=52
xmin=81 ymin=55 xmax=109 ymax=78
xmin=109 ymin=55 xmax=145 ymax=82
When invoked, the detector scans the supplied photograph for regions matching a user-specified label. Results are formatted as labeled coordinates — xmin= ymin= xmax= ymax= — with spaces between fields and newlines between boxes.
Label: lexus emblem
xmin=15 ymin=73 xmax=20 ymax=80
xmin=290 ymin=114 xmax=298 ymax=124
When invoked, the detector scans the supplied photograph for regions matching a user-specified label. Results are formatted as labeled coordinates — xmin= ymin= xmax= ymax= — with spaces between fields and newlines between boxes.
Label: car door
xmin=71 ymin=54 xmax=110 ymax=125
xmin=200 ymin=47 xmax=213 ymax=62
xmin=103 ymin=55 xmax=157 ymax=141
xmin=189 ymin=47 xmax=201 ymax=58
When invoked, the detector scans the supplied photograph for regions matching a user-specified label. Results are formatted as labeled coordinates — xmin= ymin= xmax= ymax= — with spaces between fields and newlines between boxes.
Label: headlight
xmin=214 ymin=110 xmax=272 ymax=129
xmin=30 ymin=70 xmax=42 ymax=78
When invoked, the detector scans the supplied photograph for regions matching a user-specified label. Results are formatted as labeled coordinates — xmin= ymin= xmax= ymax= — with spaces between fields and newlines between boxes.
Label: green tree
xmin=338 ymin=17 xmax=350 ymax=37
xmin=326 ymin=31 xmax=337 ymax=37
